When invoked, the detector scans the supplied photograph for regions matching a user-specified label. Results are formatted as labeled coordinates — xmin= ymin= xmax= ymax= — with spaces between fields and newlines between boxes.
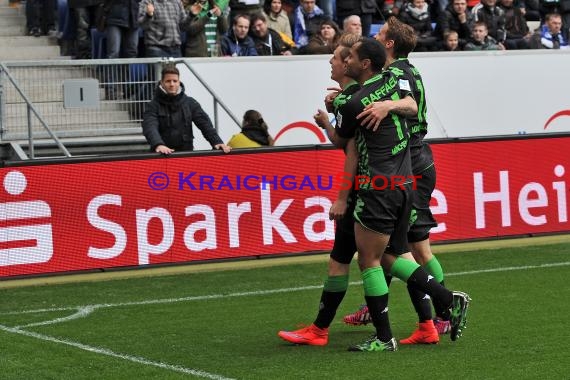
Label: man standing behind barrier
xmin=142 ymin=65 xmax=231 ymax=154
xmin=138 ymin=0 xmax=191 ymax=57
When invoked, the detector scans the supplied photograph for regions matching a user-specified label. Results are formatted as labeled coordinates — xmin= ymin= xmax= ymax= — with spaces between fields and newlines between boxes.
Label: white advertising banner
xmin=178 ymin=50 xmax=570 ymax=150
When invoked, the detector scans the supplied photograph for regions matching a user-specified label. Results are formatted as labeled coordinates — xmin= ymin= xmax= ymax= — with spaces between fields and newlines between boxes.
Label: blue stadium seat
xmin=369 ymin=23 xmax=383 ymax=37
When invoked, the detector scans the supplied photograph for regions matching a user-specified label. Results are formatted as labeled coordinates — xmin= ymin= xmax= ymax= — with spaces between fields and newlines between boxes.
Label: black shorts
xmin=353 ymin=184 xmax=412 ymax=255
xmin=408 ymin=164 xmax=438 ymax=243
xmin=330 ymin=196 xmax=357 ymax=265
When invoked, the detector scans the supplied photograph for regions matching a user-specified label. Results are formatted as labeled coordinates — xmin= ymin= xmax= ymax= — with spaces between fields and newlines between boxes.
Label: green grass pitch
xmin=1 ymin=239 xmax=569 ymax=379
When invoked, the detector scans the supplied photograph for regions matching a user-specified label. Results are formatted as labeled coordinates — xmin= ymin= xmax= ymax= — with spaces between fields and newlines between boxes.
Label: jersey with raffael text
xmin=387 ymin=58 xmax=434 ymax=175
xmin=335 ymin=70 xmax=414 ymax=188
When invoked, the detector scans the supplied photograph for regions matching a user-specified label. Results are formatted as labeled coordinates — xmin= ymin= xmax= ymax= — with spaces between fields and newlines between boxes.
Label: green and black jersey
xmin=336 ymin=71 xmax=413 ymax=189
xmin=387 ymin=59 xmax=434 ymax=175
xmin=333 ymin=80 xmax=360 ymax=132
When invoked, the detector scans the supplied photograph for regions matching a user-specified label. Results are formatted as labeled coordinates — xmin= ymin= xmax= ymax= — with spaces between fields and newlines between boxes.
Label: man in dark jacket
xmin=436 ymin=0 xmax=474 ymax=46
xmin=142 ymin=65 xmax=231 ymax=154
xmin=220 ymin=14 xmax=258 ymax=56
xmin=249 ymin=12 xmax=292 ymax=55
xmin=102 ymin=0 xmax=141 ymax=59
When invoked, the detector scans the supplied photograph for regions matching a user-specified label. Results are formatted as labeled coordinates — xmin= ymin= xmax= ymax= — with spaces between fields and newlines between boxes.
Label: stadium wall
xmin=1 ymin=134 xmax=569 ymax=278
xmin=179 ymin=50 xmax=570 ymax=150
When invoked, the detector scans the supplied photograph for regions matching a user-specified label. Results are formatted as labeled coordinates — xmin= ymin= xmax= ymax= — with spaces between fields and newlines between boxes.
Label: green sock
xmin=323 ymin=275 xmax=349 ymax=292
xmin=390 ymin=257 xmax=420 ymax=282
xmin=362 ymin=267 xmax=388 ymax=296
xmin=425 ymin=256 xmax=444 ymax=283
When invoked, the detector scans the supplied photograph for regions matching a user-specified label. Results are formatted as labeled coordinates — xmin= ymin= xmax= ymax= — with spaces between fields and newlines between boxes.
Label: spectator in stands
xmin=220 ymin=14 xmax=258 ymax=55
xmin=69 ymin=0 xmax=103 ymax=59
xmin=27 ymin=0 xmax=57 ymax=37
xmin=538 ymin=0 xmax=570 ymax=30
xmin=399 ymin=0 xmax=440 ymax=50
xmin=263 ymin=0 xmax=293 ymax=39
xmin=292 ymin=0 xmax=329 ymax=48
xmin=464 ymin=19 xmax=505 ymax=48
xmin=183 ymin=0 xmax=229 ymax=57
xmin=227 ymin=110 xmax=275 ymax=148
xmin=436 ymin=0 xmax=475 ymax=47
xmin=143 ymin=65 xmax=231 ymax=154
xmin=472 ymin=0 xmax=507 ymax=43
xmin=529 ymin=12 xmax=570 ymax=48
xmin=229 ymin=0 xmax=263 ymax=25
xmin=442 ymin=29 xmax=463 ymax=49
xmin=249 ymin=12 xmax=293 ymax=55
xmin=519 ymin=0 xmax=540 ymax=22
xmin=300 ymin=19 xmax=340 ymax=53
xmin=138 ymin=0 xmax=191 ymax=57
xmin=102 ymin=0 xmax=141 ymax=59
xmin=336 ymin=0 xmax=377 ymax=37
xmin=500 ymin=0 xmax=531 ymax=49
xmin=342 ymin=15 xmax=363 ymax=36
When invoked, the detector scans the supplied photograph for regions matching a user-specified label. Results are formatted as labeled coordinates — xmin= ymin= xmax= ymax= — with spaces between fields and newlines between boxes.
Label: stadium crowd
xmin=19 ymin=0 xmax=570 ymax=59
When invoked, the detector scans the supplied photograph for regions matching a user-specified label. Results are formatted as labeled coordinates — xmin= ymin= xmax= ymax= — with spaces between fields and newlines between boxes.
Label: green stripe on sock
xmin=362 ymin=267 xmax=388 ymax=296
xmin=425 ymin=256 xmax=444 ymax=283
xmin=323 ymin=275 xmax=349 ymax=292
xmin=390 ymin=257 xmax=420 ymax=282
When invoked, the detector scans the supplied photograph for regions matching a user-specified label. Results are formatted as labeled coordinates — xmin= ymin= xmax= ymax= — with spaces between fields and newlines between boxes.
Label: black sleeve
xmin=335 ymin=100 xmax=360 ymax=139
xmin=141 ymin=99 xmax=165 ymax=150
xmin=189 ymin=97 xmax=223 ymax=147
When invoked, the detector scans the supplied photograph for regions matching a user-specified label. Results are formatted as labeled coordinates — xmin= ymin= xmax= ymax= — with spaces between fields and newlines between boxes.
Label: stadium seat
xmin=369 ymin=23 xmax=383 ymax=37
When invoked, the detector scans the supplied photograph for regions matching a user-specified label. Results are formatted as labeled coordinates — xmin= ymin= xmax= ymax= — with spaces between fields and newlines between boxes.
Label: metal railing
xmin=0 ymin=58 xmax=241 ymax=159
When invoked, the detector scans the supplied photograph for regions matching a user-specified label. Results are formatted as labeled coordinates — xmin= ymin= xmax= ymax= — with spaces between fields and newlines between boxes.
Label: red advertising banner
xmin=1 ymin=136 xmax=569 ymax=278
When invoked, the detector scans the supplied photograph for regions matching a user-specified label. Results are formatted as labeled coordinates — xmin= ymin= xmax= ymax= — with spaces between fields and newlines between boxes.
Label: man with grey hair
xmin=343 ymin=15 xmax=362 ymax=36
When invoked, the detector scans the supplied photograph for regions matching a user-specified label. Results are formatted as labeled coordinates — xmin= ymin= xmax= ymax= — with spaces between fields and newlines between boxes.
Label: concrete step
xmin=0 ymin=6 xmax=21 ymax=16
xmin=5 ymin=101 xmax=129 ymax=113
xmin=15 ymin=137 xmax=151 ymax=158
xmin=3 ymin=80 xmax=153 ymax=103
xmin=0 ymin=36 xmax=58 ymax=46
xmin=0 ymin=0 xmax=18 ymax=7
xmin=5 ymin=123 xmax=143 ymax=140
xmin=0 ymin=15 xmax=24 ymax=26
xmin=4 ymin=110 xmax=133 ymax=128
xmin=0 ymin=45 xmax=61 ymax=60
xmin=0 ymin=24 xmax=25 ymax=36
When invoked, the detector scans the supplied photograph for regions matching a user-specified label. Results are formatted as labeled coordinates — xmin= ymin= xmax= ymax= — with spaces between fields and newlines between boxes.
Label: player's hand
xmin=329 ymin=199 xmax=348 ymax=220
xmin=155 ymin=144 xmax=174 ymax=155
xmin=214 ymin=143 xmax=232 ymax=153
xmin=324 ymin=87 xmax=341 ymax=113
xmin=357 ymin=101 xmax=391 ymax=131
xmin=314 ymin=109 xmax=330 ymax=129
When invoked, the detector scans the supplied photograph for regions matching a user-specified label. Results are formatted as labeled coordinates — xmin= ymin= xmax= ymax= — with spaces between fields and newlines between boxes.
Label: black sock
xmin=407 ymin=267 xmax=453 ymax=316
xmin=314 ymin=290 xmax=346 ymax=329
xmin=407 ymin=284 xmax=433 ymax=322
xmin=432 ymin=280 xmax=449 ymax=320
xmin=365 ymin=294 xmax=392 ymax=342
xmin=385 ymin=273 xmax=393 ymax=288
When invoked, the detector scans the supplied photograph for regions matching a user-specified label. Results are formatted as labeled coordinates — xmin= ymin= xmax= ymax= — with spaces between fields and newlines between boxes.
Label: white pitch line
xmin=1 ymin=260 xmax=568 ymax=379
xmin=0 ymin=324 xmax=236 ymax=380
xmin=16 ymin=306 xmax=98 ymax=328
xmin=2 ymin=261 xmax=569 ymax=317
